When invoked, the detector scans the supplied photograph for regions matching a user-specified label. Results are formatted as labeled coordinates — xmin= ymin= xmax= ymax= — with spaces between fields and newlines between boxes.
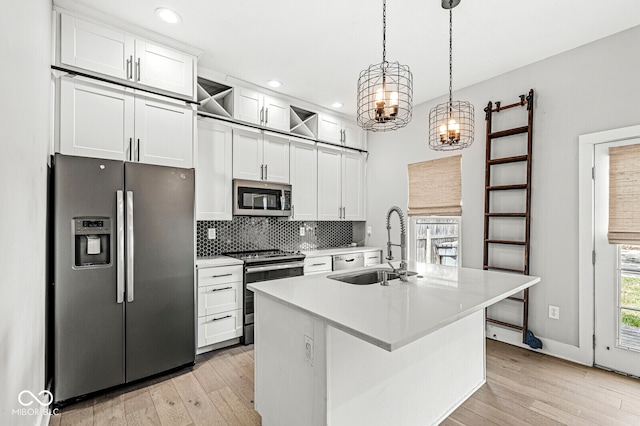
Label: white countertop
xmin=248 ymin=262 xmax=540 ymax=351
xmin=196 ymin=255 xmax=244 ymax=268
xmin=301 ymin=246 xmax=383 ymax=258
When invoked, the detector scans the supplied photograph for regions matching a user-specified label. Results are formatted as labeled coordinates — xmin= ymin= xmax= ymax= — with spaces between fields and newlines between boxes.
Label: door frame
xmin=578 ymin=124 xmax=640 ymax=367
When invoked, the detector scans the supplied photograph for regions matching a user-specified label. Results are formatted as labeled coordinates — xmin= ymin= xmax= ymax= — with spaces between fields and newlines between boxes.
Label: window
xmin=409 ymin=216 xmax=461 ymax=266
xmin=619 ymin=244 xmax=640 ymax=351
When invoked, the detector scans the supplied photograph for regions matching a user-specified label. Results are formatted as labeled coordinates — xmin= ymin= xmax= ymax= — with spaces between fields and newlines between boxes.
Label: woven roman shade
xmin=407 ymin=155 xmax=461 ymax=216
xmin=608 ymin=144 xmax=640 ymax=244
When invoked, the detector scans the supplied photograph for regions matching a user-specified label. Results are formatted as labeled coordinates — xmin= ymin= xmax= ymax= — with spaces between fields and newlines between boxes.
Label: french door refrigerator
xmin=52 ymin=154 xmax=195 ymax=403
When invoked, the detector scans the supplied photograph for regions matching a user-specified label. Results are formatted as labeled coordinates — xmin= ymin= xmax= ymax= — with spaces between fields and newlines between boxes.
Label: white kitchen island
xmin=248 ymin=262 xmax=540 ymax=426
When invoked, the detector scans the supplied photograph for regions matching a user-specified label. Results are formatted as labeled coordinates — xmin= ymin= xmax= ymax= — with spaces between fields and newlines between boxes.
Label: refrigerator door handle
xmin=116 ymin=190 xmax=125 ymax=304
xmin=126 ymin=190 xmax=135 ymax=302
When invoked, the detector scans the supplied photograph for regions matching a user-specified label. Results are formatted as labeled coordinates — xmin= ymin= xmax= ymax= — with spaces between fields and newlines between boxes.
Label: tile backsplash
xmin=197 ymin=217 xmax=360 ymax=257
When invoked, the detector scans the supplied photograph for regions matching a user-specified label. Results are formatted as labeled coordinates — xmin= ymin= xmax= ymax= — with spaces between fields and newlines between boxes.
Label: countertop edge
xmin=249 ymin=275 xmax=541 ymax=352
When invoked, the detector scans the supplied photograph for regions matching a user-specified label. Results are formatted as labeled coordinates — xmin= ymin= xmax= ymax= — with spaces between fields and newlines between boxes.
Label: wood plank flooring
xmin=51 ymin=339 xmax=640 ymax=425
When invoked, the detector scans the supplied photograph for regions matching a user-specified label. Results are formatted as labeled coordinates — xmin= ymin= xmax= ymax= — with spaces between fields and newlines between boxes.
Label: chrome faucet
xmin=385 ymin=206 xmax=408 ymax=282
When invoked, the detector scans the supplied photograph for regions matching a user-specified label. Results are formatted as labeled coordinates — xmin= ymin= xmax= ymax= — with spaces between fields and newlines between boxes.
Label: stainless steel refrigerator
xmin=52 ymin=154 xmax=195 ymax=403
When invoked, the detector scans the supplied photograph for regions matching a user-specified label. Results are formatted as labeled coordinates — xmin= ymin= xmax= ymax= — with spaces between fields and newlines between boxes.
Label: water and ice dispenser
xmin=73 ymin=217 xmax=111 ymax=267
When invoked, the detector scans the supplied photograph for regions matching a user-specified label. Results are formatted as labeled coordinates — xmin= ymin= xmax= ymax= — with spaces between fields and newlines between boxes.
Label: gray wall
xmin=0 ymin=0 xmax=52 ymax=424
xmin=365 ymin=25 xmax=640 ymax=349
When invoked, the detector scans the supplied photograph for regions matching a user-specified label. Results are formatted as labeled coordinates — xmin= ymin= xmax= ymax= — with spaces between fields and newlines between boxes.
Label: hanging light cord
xmin=382 ymin=0 xmax=387 ymax=65
xmin=448 ymin=0 xmax=453 ymax=109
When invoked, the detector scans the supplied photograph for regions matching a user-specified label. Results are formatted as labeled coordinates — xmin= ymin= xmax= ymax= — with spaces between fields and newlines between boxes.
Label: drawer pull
xmin=209 ymin=315 xmax=232 ymax=323
xmin=311 ymin=263 xmax=327 ymax=267
xmin=211 ymin=273 xmax=233 ymax=278
xmin=367 ymin=256 xmax=378 ymax=259
xmin=210 ymin=286 xmax=233 ymax=292
xmin=345 ymin=258 xmax=355 ymax=262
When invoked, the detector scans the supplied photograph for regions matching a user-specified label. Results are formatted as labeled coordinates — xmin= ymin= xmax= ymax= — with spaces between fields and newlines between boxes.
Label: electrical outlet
xmin=367 ymin=226 xmax=372 ymax=236
xmin=299 ymin=226 xmax=305 ymax=236
xmin=208 ymin=228 xmax=216 ymax=240
xmin=548 ymin=305 xmax=560 ymax=320
xmin=304 ymin=335 xmax=314 ymax=366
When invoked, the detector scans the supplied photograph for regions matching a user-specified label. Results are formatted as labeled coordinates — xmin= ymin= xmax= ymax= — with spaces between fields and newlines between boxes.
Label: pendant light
xmin=357 ymin=0 xmax=413 ymax=132
xmin=428 ymin=0 xmax=474 ymax=151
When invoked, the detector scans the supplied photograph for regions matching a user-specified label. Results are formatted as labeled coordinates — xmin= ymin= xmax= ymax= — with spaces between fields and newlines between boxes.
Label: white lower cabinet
xmin=197 ymin=265 xmax=243 ymax=353
xmin=303 ymin=256 xmax=332 ymax=275
xmin=363 ymin=250 xmax=382 ymax=266
xmin=58 ymin=76 xmax=194 ymax=167
xmin=198 ymin=311 xmax=243 ymax=348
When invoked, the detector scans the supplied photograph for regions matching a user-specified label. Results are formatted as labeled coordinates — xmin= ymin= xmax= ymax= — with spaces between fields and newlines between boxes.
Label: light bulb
xmin=390 ymin=92 xmax=399 ymax=106
xmin=375 ymin=88 xmax=384 ymax=103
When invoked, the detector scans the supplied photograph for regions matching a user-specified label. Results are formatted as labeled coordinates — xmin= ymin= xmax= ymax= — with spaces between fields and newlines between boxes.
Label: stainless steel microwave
xmin=233 ymin=179 xmax=292 ymax=217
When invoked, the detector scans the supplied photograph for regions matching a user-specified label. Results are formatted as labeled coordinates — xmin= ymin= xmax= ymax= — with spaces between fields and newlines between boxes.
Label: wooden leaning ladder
xmin=483 ymin=89 xmax=538 ymax=346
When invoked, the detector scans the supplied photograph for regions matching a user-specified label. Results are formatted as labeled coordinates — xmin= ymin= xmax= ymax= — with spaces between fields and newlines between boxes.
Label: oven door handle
xmin=245 ymin=261 xmax=305 ymax=274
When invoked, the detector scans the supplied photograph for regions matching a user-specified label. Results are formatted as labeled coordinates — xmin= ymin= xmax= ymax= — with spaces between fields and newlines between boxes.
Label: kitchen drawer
xmin=363 ymin=250 xmax=382 ymax=266
xmin=198 ymin=281 xmax=242 ymax=317
xmin=197 ymin=265 xmax=243 ymax=287
xmin=304 ymin=256 xmax=332 ymax=275
xmin=198 ymin=309 xmax=242 ymax=348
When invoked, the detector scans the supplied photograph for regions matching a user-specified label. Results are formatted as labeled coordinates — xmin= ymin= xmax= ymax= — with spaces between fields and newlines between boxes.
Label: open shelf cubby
xmin=197 ymin=77 xmax=233 ymax=118
xmin=290 ymin=106 xmax=317 ymax=139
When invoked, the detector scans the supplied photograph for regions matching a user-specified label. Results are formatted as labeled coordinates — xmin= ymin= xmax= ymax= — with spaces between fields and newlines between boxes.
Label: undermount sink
xmin=328 ymin=268 xmax=418 ymax=285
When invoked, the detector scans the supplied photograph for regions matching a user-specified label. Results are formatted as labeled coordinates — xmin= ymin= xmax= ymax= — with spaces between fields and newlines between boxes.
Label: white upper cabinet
xmin=317 ymin=144 xmax=366 ymax=221
xmin=233 ymin=88 xmax=290 ymax=132
xmin=59 ymin=76 xmax=133 ymax=161
xmin=342 ymin=150 xmax=366 ymax=221
xmin=59 ymin=13 xmax=195 ymax=98
xmin=289 ymin=139 xmax=318 ymax=221
xmin=317 ymin=114 xmax=366 ymax=150
xmin=317 ymin=145 xmax=343 ymax=221
xmin=232 ymin=128 xmax=290 ymax=183
xmin=134 ymin=39 xmax=194 ymax=98
xmin=263 ymin=133 xmax=290 ymax=183
xmin=58 ymin=76 xmax=193 ymax=167
xmin=134 ymin=94 xmax=194 ymax=168
xmin=196 ymin=119 xmax=233 ymax=221
xmin=232 ymin=127 xmax=264 ymax=181
xmin=60 ymin=14 xmax=133 ymax=81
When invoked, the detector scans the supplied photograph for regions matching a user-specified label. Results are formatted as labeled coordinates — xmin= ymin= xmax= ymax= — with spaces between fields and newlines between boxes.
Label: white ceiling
xmin=64 ymin=0 xmax=640 ymax=117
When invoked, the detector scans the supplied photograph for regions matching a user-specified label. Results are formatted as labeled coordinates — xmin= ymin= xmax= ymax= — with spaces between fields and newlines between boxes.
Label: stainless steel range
xmin=223 ymin=249 xmax=305 ymax=344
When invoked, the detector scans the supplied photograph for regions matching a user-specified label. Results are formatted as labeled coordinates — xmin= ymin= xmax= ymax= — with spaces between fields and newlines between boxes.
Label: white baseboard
xmin=486 ymin=324 xmax=589 ymax=366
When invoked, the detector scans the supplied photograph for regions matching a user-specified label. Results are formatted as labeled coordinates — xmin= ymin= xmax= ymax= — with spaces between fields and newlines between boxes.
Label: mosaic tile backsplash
xmin=197 ymin=217 xmax=357 ymax=256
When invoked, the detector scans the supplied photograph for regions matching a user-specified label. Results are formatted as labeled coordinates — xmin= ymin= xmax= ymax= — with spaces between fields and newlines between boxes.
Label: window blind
xmin=608 ymin=143 xmax=640 ymax=244
xmin=407 ymin=154 xmax=462 ymax=216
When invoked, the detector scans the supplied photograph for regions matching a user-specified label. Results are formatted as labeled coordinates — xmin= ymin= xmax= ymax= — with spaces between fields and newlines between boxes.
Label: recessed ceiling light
xmin=267 ymin=80 xmax=282 ymax=88
xmin=155 ymin=8 xmax=182 ymax=24
xmin=332 ymin=102 xmax=344 ymax=108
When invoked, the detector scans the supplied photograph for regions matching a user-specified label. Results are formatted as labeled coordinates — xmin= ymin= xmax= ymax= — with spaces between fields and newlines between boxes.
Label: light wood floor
xmin=51 ymin=339 xmax=640 ymax=425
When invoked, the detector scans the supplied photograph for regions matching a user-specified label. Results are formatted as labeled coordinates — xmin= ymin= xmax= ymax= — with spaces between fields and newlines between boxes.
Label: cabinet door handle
xmin=311 ymin=263 xmax=326 ymax=267
xmin=128 ymin=138 xmax=133 ymax=161
xmin=126 ymin=56 xmax=132 ymax=80
xmin=210 ymin=286 xmax=233 ymax=292
xmin=265 ymin=108 xmax=269 ymax=125
xmin=211 ymin=273 xmax=233 ymax=278
xmin=209 ymin=315 xmax=232 ymax=323
xmin=136 ymin=139 xmax=140 ymax=162
xmin=260 ymin=107 xmax=264 ymax=124
xmin=264 ymin=164 xmax=268 ymax=180
xmin=260 ymin=164 xmax=264 ymax=180
xmin=338 ymin=207 xmax=342 ymax=219
xmin=342 ymin=206 xmax=346 ymax=219
xmin=136 ymin=58 xmax=141 ymax=82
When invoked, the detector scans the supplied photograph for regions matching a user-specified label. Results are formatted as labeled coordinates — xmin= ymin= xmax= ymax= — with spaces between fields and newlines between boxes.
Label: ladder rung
xmin=484 ymin=265 xmax=526 ymax=274
xmin=486 ymin=213 xmax=526 ymax=217
xmin=486 ymin=184 xmax=527 ymax=191
xmin=489 ymin=126 xmax=529 ymax=139
xmin=485 ymin=239 xmax=526 ymax=246
xmin=488 ymin=155 xmax=528 ymax=165
xmin=486 ymin=318 xmax=524 ymax=331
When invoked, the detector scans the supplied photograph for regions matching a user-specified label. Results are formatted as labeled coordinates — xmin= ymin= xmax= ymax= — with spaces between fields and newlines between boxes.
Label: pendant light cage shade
xmin=428 ymin=100 xmax=475 ymax=151
xmin=357 ymin=61 xmax=413 ymax=132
